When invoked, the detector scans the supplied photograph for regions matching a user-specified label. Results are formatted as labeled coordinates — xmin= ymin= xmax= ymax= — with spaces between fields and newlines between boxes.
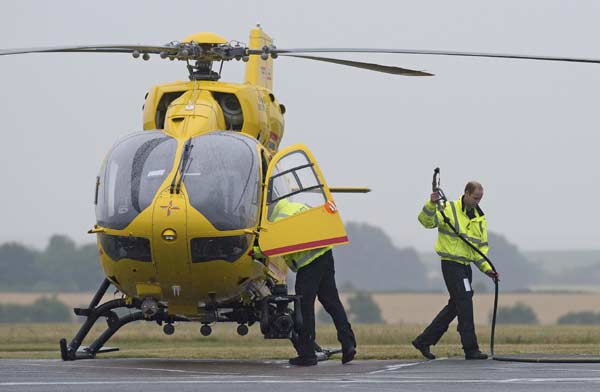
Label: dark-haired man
xmin=412 ymin=181 xmax=499 ymax=360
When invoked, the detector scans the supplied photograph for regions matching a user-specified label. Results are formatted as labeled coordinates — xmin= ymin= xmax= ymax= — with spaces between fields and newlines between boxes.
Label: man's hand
xmin=430 ymin=191 xmax=442 ymax=203
xmin=485 ymin=270 xmax=500 ymax=281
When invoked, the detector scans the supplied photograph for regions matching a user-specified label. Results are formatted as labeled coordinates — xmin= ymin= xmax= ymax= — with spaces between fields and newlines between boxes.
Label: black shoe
xmin=412 ymin=339 xmax=436 ymax=360
xmin=289 ymin=356 xmax=318 ymax=366
xmin=342 ymin=346 xmax=356 ymax=364
xmin=465 ymin=350 xmax=488 ymax=360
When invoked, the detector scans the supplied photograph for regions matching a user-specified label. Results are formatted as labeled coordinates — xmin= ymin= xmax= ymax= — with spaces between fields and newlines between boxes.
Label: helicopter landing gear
xmin=237 ymin=324 xmax=249 ymax=336
xmin=260 ymin=285 xmax=302 ymax=339
xmin=59 ymin=278 xmax=142 ymax=360
xmin=105 ymin=310 xmax=120 ymax=329
xmin=163 ymin=323 xmax=175 ymax=335
xmin=200 ymin=324 xmax=212 ymax=336
xmin=59 ymin=278 xmax=187 ymax=361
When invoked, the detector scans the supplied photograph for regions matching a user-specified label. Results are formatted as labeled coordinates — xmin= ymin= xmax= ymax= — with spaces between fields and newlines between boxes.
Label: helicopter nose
xmin=151 ymin=190 xmax=190 ymax=292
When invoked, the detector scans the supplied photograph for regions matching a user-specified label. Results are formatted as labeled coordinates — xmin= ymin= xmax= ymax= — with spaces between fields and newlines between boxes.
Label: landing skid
xmin=60 ymin=278 xmax=145 ymax=360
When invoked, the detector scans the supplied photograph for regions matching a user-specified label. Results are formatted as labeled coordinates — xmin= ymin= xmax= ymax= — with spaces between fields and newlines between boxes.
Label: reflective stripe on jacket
xmin=418 ymin=198 xmax=492 ymax=273
xmin=270 ymin=199 xmax=332 ymax=272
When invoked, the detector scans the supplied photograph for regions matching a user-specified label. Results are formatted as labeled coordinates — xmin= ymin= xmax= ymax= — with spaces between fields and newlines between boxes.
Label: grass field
xmin=1 ymin=323 xmax=600 ymax=360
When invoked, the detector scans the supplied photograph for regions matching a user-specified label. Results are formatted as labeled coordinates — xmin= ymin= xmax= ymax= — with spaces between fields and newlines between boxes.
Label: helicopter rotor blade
xmin=272 ymin=48 xmax=600 ymax=65
xmin=280 ymin=54 xmax=433 ymax=76
xmin=0 ymin=42 xmax=250 ymax=62
xmin=0 ymin=44 xmax=179 ymax=56
xmin=5 ymin=43 xmax=600 ymax=69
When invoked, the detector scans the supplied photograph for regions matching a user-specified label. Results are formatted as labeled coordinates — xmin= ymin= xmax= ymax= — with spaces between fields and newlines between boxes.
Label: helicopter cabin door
xmin=258 ymin=144 xmax=348 ymax=257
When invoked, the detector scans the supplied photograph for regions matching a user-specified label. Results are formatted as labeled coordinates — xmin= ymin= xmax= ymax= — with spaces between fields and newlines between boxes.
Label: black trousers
xmin=414 ymin=260 xmax=479 ymax=353
xmin=294 ymin=250 xmax=356 ymax=359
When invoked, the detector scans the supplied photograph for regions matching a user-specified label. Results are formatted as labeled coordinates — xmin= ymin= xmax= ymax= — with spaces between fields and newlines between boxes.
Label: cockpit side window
xmin=267 ymin=151 xmax=326 ymax=221
xmin=96 ymin=131 xmax=177 ymax=229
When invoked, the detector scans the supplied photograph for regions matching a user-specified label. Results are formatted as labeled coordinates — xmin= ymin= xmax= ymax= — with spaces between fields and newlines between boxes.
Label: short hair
xmin=464 ymin=181 xmax=483 ymax=194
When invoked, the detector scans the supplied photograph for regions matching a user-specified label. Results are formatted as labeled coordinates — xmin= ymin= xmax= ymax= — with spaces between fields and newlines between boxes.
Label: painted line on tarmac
xmin=10 ymin=361 xmax=242 ymax=376
xmin=368 ymin=358 xmax=446 ymax=374
xmin=6 ymin=377 xmax=600 ymax=386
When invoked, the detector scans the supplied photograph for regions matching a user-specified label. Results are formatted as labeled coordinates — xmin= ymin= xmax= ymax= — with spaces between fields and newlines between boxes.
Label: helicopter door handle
xmin=244 ymin=227 xmax=267 ymax=236
xmin=88 ymin=226 xmax=106 ymax=234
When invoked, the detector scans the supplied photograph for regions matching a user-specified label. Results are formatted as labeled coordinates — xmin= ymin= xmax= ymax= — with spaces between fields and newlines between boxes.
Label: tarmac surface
xmin=2 ymin=357 xmax=600 ymax=392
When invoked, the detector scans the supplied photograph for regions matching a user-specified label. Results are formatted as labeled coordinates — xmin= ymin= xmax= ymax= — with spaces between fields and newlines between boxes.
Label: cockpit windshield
xmin=184 ymin=131 xmax=260 ymax=230
xmin=96 ymin=131 xmax=177 ymax=229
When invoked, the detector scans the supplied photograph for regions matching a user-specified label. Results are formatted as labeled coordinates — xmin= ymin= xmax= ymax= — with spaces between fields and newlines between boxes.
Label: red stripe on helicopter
xmin=262 ymin=236 xmax=349 ymax=256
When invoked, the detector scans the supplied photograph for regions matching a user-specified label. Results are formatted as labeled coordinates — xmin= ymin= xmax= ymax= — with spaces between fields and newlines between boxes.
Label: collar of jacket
xmin=459 ymin=195 xmax=485 ymax=217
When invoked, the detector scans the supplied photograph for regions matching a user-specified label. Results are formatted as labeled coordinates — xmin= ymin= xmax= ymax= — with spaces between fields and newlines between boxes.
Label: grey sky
xmin=0 ymin=0 xmax=598 ymax=252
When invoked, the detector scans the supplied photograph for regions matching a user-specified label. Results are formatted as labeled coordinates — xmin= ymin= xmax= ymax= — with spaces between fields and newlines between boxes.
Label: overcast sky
xmin=0 ymin=0 xmax=599 ymax=253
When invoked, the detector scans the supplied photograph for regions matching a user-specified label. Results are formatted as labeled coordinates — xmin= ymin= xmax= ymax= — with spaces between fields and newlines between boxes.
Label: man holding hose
xmin=412 ymin=181 xmax=499 ymax=360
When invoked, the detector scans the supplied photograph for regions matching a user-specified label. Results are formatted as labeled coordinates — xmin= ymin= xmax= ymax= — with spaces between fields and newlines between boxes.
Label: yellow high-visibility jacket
xmin=418 ymin=197 xmax=492 ymax=273
xmin=267 ymin=199 xmax=331 ymax=272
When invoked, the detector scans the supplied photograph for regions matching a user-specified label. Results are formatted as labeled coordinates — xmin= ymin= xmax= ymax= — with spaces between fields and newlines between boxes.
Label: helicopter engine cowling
xmin=214 ymin=92 xmax=243 ymax=130
xmin=162 ymin=90 xmax=226 ymax=138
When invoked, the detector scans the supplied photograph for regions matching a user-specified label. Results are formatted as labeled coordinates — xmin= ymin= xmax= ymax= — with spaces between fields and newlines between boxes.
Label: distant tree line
xmin=558 ymin=311 xmax=600 ymax=325
xmin=490 ymin=302 xmax=540 ymax=324
xmin=489 ymin=304 xmax=600 ymax=325
xmin=0 ymin=296 xmax=71 ymax=322
xmin=0 ymin=235 xmax=104 ymax=292
xmin=334 ymin=222 xmax=428 ymax=291
xmin=545 ymin=262 xmax=600 ymax=286
xmin=486 ymin=233 xmax=543 ymax=291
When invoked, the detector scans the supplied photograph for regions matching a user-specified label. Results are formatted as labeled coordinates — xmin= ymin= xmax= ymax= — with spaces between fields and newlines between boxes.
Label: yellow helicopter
xmin=2 ymin=26 xmax=600 ymax=361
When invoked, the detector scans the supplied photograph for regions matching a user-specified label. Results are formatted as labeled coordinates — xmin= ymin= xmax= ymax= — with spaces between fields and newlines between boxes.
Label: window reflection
xmin=184 ymin=132 xmax=260 ymax=230
xmin=267 ymin=151 xmax=326 ymax=221
xmin=96 ymin=131 xmax=177 ymax=229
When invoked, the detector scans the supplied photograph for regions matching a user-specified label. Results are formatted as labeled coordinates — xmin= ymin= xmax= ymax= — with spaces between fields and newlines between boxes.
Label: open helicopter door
xmin=258 ymin=145 xmax=348 ymax=257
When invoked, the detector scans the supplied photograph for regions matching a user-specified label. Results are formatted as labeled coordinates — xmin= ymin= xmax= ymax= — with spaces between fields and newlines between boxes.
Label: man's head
xmin=463 ymin=181 xmax=484 ymax=210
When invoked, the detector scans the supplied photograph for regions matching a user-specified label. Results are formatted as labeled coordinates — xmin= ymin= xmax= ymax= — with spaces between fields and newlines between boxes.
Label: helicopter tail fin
xmin=244 ymin=26 xmax=273 ymax=90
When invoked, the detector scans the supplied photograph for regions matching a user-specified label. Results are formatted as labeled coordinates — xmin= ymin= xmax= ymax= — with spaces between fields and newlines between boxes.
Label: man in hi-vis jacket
xmin=253 ymin=199 xmax=356 ymax=366
xmin=412 ymin=181 xmax=499 ymax=360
